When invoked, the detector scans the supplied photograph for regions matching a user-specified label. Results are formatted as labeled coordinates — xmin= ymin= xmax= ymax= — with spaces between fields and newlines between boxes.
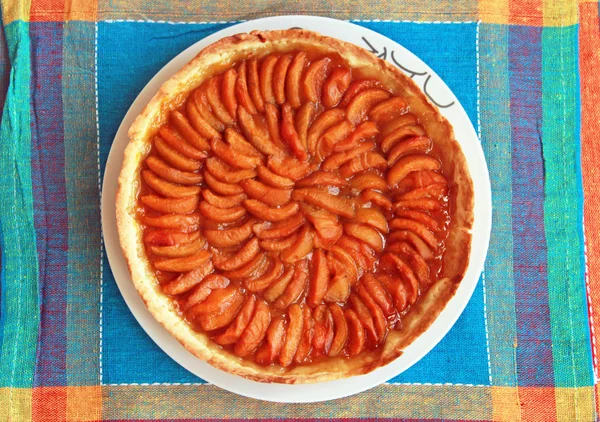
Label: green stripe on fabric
xmin=479 ymin=23 xmax=517 ymax=387
xmin=542 ymin=25 xmax=594 ymax=388
xmin=0 ymin=20 xmax=39 ymax=389
xmin=62 ymin=20 xmax=101 ymax=386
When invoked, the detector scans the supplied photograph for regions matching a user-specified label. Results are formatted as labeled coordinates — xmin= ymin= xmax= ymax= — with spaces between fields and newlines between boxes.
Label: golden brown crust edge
xmin=116 ymin=29 xmax=474 ymax=384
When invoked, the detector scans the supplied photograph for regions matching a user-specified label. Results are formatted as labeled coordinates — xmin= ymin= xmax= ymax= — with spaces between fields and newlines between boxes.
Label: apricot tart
xmin=116 ymin=29 xmax=474 ymax=383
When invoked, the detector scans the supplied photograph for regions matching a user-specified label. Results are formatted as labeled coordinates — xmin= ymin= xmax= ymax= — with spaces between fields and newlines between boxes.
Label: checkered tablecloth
xmin=0 ymin=0 xmax=598 ymax=420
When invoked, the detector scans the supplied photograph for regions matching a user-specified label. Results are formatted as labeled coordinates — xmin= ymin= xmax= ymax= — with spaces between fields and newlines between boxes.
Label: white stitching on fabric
xmin=95 ymin=21 xmax=104 ymax=386
xmin=583 ymin=222 xmax=598 ymax=381
xmin=476 ymin=20 xmax=493 ymax=386
xmin=104 ymin=19 xmax=246 ymax=25
xmin=350 ymin=19 xmax=476 ymax=24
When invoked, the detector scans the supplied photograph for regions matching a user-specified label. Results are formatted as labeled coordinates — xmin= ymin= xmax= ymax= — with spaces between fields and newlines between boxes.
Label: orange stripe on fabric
xmin=64 ymin=0 xmax=97 ymax=21
xmin=492 ymin=387 xmax=522 ymax=421
xmin=518 ymin=387 xmax=557 ymax=421
xmin=67 ymin=386 xmax=102 ymax=421
xmin=29 ymin=0 xmax=65 ymax=22
xmin=509 ymin=0 xmax=543 ymax=26
xmin=32 ymin=387 xmax=67 ymax=422
xmin=479 ymin=0 xmax=509 ymax=24
xmin=580 ymin=0 xmax=600 ymax=402
xmin=1 ymin=0 xmax=32 ymax=23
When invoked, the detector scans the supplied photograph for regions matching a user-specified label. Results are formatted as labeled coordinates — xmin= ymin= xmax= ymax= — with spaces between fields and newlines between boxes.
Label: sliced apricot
xmin=387 ymin=136 xmax=433 ymax=166
xmin=221 ymin=68 xmax=238 ymax=119
xmin=328 ymin=304 xmax=348 ymax=357
xmin=279 ymin=303 xmax=304 ymax=367
xmin=393 ymin=198 xmax=442 ymax=210
xmin=358 ymin=189 xmax=392 ymax=211
xmin=198 ymin=201 xmax=246 ymax=223
xmin=273 ymin=54 xmax=293 ymax=105
xmin=351 ymin=208 xmax=389 ymax=233
xmin=240 ymin=179 xmax=292 ymax=207
xmin=274 ymin=260 xmax=309 ymax=310
xmin=329 ymin=245 xmax=358 ymax=286
xmin=161 ymin=260 xmax=213 ymax=295
xmin=204 ymin=219 xmax=254 ymax=247
xmin=346 ymin=88 xmax=390 ymax=124
xmin=254 ymin=317 xmax=286 ymax=365
xmin=149 ymin=235 xmax=206 ymax=258
xmin=169 ymin=111 xmax=211 ymax=151
xmin=213 ymin=295 xmax=256 ymax=345
xmin=292 ymin=187 xmax=355 ymax=218
xmin=397 ymin=183 xmax=447 ymax=201
xmin=154 ymin=249 xmax=211 ymax=272
xmin=368 ymin=96 xmax=408 ymax=124
xmin=334 ymin=235 xmax=372 ymax=274
xmin=296 ymin=171 xmax=346 ymax=188
xmin=307 ymin=249 xmax=329 ymax=307
xmin=345 ymin=309 xmax=365 ymax=356
xmin=141 ymin=213 xmax=200 ymax=232
xmin=295 ymin=101 xmax=317 ymax=151
xmin=294 ymin=306 xmax=315 ymax=363
xmin=159 ymin=125 xmax=208 ymax=158
xmin=394 ymin=209 xmax=440 ymax=232
xmin=387 ymin=230 xmax=433 ymax=261
xmin=264 ymin=266 xmax=295 ymax=303
xmin=245 ymin=257 xmax=284 ymax=292
xmin=321 ymin=140 xmax=375 ymax=172
xmin=243 ymin=199 xmax=300 ymax=222
xmin=322 ymin=67 xmax=352 ymax=108
xmin=144 ymin=230 xmax=200 ymax=247
xmin=193 ymin=87 xmax=225 ymax=132
xmin=350 ymin=172 xmax=387 ymax=193
xmin=188 ymin=285 xmax=240 ymax=316
xmin=205 ymin=157 xmax=256 ymax=184
xmin=307 ymin=108 xmax=345 ymax=155
xmin=247 ymin=58 xmax=264 ymax=112
xmin=260 ymin=54 xmax=279 ymax=105
xmin=381 ymin=113 xmax=418 ymax=136
xmin=264 ymin=103 xmax=287 ymax=151
xmin=256 ymin=165 xmax=295 ymax=189
xmin=356 ymin=283 xmax=387 ymax=343
xmin=221 ymin=253 xmax=267 ymax=280
xmin=380 ymin=253 xmax=419 ymax=305
xmin=206 ymin=76 xmax=235 ymax=126
xmin=197 ymin=291 xmax=244 ymax=331
xmin=253 ymin=212 xmax=305 ymax=240
xmin=333 ymin=121 xmax=379 ymax=152
xmin=188 ymin=95 xmax=223 ymax=139
xmin=281 ymin=103 xmax=308 ymax=160
xmin=210 ymin=137 xmax=261 ymax=170
xmin=155 ymin=138 xmax=202 ymax=172
xmin=203 ymin=170 xmax=244 ymax=196
xmin=142 ymin=170 xmax=201 ymax=199
xmin=238 ymin=107 xmax=280 ymax=156
xmin=285 ymin=52 xmax=307 ymax=108
xmin=389 ymin=218 xmax=438 ymax=250
xmin=378 ymin=273 xmax=409 ymax=313
xmin=267 ymin=156 xmax=313 ymax=181
xmin=381 ymin=124 xmax=426 ymax=153
xmin=146 ymin=155 xmax=203 ymax=186
xmin=303 ymin=205 xmax=342 ymax=246
xmin=362 ymin=274 xmax=395 ymax=316
xmin=141 ymin=194 xmax=198 ymax=214
xmin=386 ymin=241 xmax=430 ymax=286
xmin=185 ymin=273 xmax=230 ymax=309
xmin=344 ymin=223 xmax=383 ymax=252
xmin=312 ymin=305 xmax=334 ymax=356
xmin=280 ymin=226 xmax=314 ymax=263
xmin=235 ymin=61 xmax=257 ymax=114
xmin=349 ymin=293 xmax=378 ymax=344
xmin=234 ymin=300 xmax=271 ymax=357
xmin=259 ymin=233 xmax=298 ymax=252
xmin=315 ymin=120 xmax=355 ymax=162
xmin=212 ymin=238 xmax=260 ymax=271
xmin=339 ymin=151 xmax=387 ymax=179
xmin=201 ymin=189 xmax=245 ymax=209
xmin=339 ymin=79 xmax=381 ymax=107
xmin=323 ymin=273 xmax=350 ymax=303
xmin=303 ymin=57 xmax=331 ymax=103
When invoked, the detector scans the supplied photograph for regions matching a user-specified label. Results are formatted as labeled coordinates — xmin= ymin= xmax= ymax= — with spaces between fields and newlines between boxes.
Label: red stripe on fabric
xmin=29 ymin=21 xmax=68 ymax=388
xmin=509 ymin=0 xmax=543 ymax=26
xmin=32 ymin=387 xmax=67 ymax=421
xmin=30 ymin=0 xmax=65 ymax=22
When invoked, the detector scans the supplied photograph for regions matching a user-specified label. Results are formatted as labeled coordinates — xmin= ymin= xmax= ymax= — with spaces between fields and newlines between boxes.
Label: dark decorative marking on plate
xmin=360 ymin=37 xmax=455 ymax=109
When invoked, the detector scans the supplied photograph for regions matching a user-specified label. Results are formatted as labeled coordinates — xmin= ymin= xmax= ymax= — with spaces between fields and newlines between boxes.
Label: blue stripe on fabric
xmin=29 ymin=21 xmax=68 ymax=387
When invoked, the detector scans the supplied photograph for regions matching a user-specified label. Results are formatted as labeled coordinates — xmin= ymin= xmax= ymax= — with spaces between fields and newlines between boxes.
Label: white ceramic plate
xmin=101 ymin=15 xmax=492 ymax=403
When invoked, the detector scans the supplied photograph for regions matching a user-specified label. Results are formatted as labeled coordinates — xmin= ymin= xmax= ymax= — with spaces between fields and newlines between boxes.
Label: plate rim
xmin=100 ymin=15 xmax=492 ymax=403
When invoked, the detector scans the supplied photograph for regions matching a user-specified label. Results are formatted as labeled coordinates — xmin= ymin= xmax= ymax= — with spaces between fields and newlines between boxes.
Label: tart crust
xmin=116 ymin=29 xmax=474 ymax=383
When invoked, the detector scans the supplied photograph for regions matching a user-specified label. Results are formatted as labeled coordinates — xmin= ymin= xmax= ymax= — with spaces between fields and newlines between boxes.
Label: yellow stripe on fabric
xmin=543 ymin=0 xmax=578 ymax=26
xmin=0 ymin=0 xmax=31 ymax=24
xmin=64 ymin=0 xmax=98 ymax=21
xmin=67 ymin=386 xmax=102 ymax=421
xmin=96 ymin=0 xmax=479 ymax=22
xmin=491 ymin=387 xmax=522 ymax=421
xmin=478 ymin=0 xmax=509 ymax=24
xmin=555 ymin=387 xmax=596 ymax=421
xmin=0 ymin=388 xmax=32 ymax=421
xmin=102 ymin=384 xmax=492 ymax=420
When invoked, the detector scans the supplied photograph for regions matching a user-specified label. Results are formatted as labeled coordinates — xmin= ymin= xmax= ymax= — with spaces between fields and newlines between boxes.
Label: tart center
xmin=138 ymin=50 xmax=450 ymax=367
